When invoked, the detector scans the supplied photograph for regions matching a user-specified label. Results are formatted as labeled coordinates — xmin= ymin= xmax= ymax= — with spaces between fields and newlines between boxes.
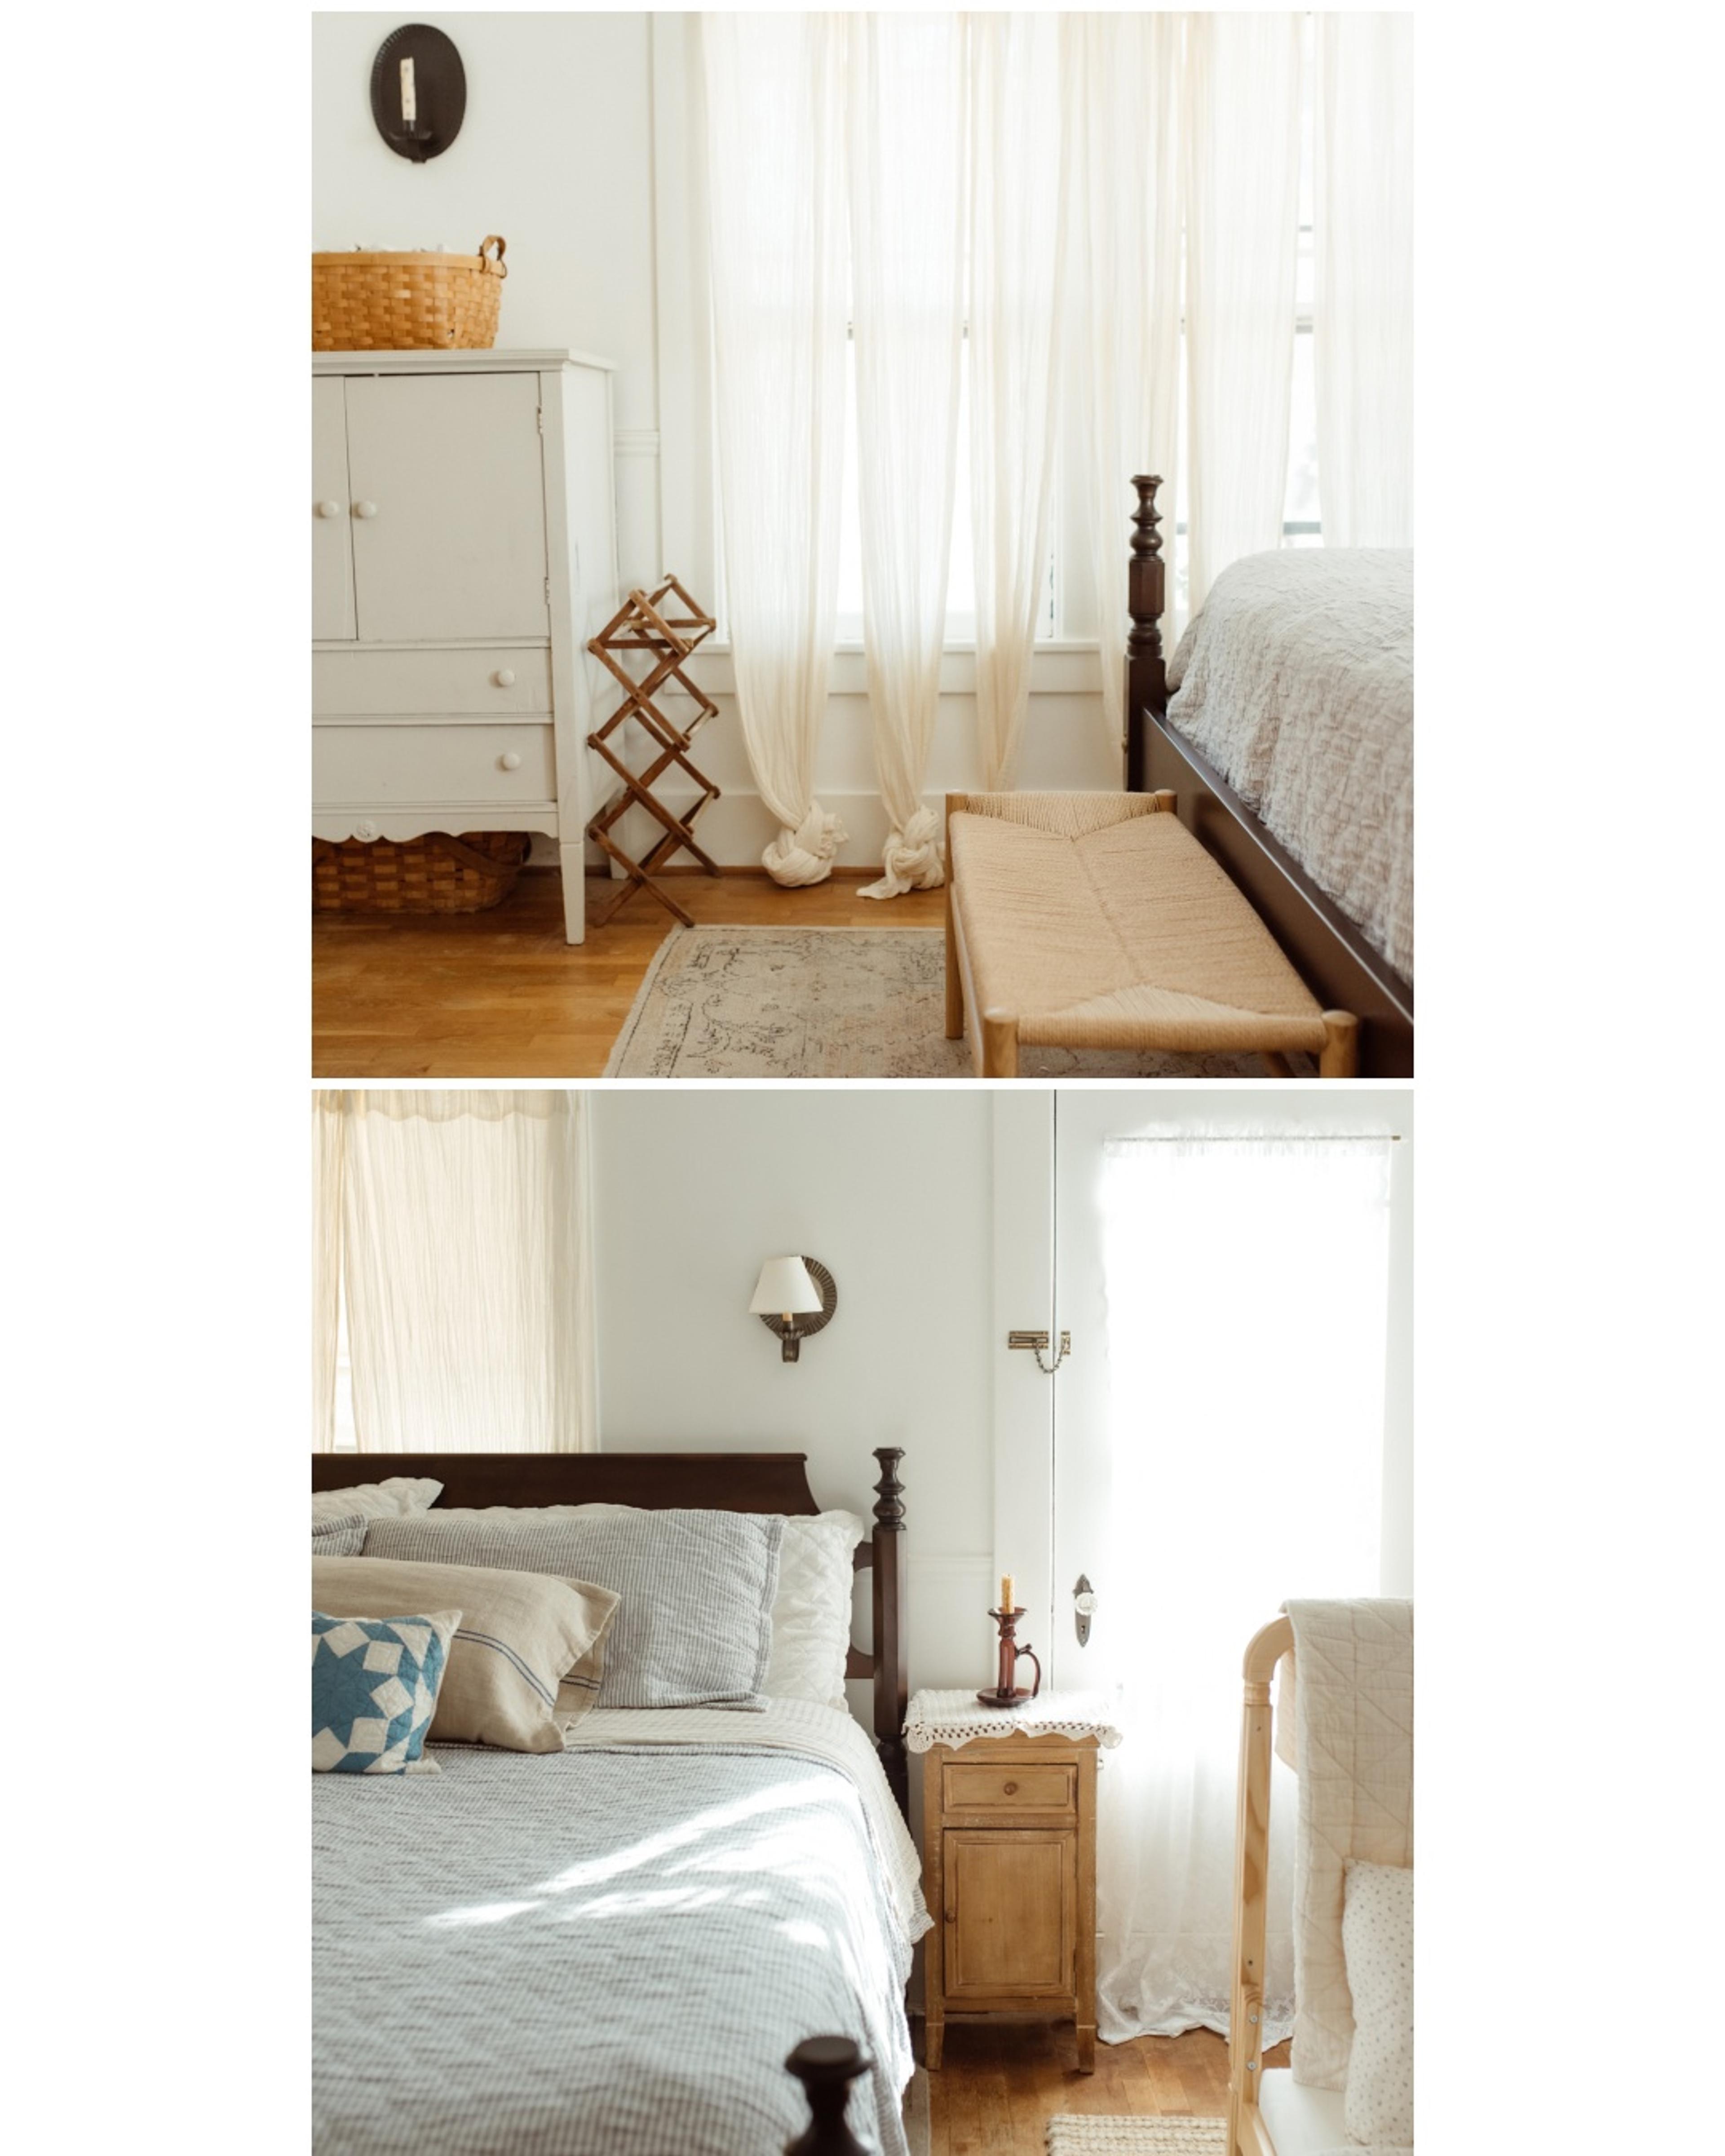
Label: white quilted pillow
xmin=1341 ymin=1860 xmax=1414 ymax=2147
xmin=311 ymin=1476 xmax=442 ymax=1527
xmin=394 ymin=1502 xmax=864 ymax=1709
xmin=764 ymin=1511 xmax=864 ymax=1707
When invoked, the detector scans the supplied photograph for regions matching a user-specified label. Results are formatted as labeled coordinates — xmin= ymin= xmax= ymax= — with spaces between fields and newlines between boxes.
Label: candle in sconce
xmin=400 ymin=56 xmax=417 ymax=130
xmin=1000 ymin=1574 xmax=1014 ymax=1612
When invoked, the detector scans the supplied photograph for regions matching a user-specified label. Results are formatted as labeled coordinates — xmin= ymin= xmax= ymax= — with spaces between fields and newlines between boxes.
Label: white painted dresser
xmin=312 ymin=348 xmax=618 ymax=943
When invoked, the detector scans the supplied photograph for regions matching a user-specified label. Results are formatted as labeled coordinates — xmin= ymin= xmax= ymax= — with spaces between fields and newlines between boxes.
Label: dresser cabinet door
xmin=944 ymin=1830 xmax=1076 ymax=2001
xmin=312 ymin=377 xmax=356 ymax=641
xmin=344 ymin=373 xmax=550 ymax=643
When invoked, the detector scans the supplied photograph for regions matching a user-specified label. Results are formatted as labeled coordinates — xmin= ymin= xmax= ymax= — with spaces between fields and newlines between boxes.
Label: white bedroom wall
xmin=309 ymin=12 xmax=1117 ymax=871
xmin=588 ymin=1088 xmax=998 ymax=1697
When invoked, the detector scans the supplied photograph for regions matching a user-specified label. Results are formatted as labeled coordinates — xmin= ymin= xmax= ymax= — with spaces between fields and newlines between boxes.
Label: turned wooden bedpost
xmin=1126 ymin=474 xmax=1168 ymax=793
xmin=1228 ymin=1617 xmax=1292 ymax=2156
xmin=871 ymin=1447 xmax=908 ymax=1816
xmin=784 ymin=2036 xmax=871 ymax=2156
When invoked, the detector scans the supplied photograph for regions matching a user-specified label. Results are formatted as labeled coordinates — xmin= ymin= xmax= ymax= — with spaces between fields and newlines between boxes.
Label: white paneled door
xmin=312 ymin=377 xmax=356 ymax=642
xmin=343 ymin=373 xmax=550 ymax=643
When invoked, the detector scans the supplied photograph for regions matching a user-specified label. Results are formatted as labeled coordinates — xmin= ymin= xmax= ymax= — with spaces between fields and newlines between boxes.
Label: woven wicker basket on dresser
xmin=312 ymin=237 xmax=506 ymax=351
xmin=312 ymin=831 xmax=530 ymax=914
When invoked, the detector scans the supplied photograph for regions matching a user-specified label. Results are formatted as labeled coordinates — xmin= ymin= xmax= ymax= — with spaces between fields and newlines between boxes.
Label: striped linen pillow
xmin=312 ymin=1513 xmax=370 ymax=1557
xmin=363 ymin=1508 xmax=785 ymax=1709
xmin=314 ymin=1555 xmax=619 ymax=1752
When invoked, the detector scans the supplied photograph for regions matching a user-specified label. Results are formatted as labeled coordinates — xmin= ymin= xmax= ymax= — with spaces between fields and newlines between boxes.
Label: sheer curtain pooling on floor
xmin=312 ymin=1091 xmax=597 ymax=1454
xmin=1089 ymin=1133 xmax=1393 ymax=2043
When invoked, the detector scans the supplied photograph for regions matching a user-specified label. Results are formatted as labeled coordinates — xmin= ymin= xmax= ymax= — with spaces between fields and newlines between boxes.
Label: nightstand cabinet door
xmin=944 ymin=1829 xmax=1075 ymax=2000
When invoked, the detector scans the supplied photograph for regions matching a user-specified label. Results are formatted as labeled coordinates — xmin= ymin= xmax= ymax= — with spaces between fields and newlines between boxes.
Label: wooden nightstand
xmin=921 ymin=1729 xmax=1099 ymax=2071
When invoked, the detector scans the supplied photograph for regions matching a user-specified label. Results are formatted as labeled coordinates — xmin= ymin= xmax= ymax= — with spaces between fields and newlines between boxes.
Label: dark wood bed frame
xmin=311 ymin=1445 xmax=911 ymax=1815
xmin=1124 ymin=473 xmax=1415 ymax=1077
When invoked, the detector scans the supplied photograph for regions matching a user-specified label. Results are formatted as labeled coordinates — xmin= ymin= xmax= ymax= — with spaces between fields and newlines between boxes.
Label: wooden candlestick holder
xmin=977 ymin=1606 xmax=1042 ymax=1707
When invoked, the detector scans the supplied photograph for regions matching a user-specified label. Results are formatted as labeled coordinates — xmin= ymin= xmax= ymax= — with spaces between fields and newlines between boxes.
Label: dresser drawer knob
xmin=1003 ymin=1781 xmax=1018 ymax=1795
xmin=493 ymin=667 xmax=517 ymax=688
xmin=316 ymin=500 xmax=341 ymax=519
xmin=498 ymin=751 xmax=522 ymax=772
xmin=354 ymin=500 xmax=379 ymax=520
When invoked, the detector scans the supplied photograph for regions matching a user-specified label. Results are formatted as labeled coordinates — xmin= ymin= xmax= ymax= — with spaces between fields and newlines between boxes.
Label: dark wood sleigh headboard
xmin=312 ymin=1446 xmax=910 ymax=1813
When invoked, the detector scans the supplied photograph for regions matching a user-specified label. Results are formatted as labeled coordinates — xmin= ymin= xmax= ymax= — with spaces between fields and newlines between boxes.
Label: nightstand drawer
xmin=942 ymin=1760 xmax=1077 ymax=1818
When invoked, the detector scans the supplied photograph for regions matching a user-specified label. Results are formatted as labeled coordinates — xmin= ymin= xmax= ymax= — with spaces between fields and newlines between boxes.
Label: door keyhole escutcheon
xmin=1073 ymin=1575 xmax=1096 ymax=1647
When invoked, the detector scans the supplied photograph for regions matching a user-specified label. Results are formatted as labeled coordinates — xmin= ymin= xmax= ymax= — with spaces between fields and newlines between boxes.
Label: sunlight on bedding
xmin=422 ymin=1775 xmax=854 ymax=1932
xmin=532 ymin=1774 xmax=837 ymax=1895
xmin=426 ymin=1899 xmax=544 ymax=1929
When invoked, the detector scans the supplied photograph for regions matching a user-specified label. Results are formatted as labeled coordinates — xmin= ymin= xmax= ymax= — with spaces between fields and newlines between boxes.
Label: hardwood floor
xmin=312 ymin=867 xmax=946 ymax=1079
xmin=926 ymin=2023 xmax=1288 ymax=2155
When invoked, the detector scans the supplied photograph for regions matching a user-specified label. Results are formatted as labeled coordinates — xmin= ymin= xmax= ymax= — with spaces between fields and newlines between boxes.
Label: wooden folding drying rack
xmin=584 ymin=574 xmax=722 ymax=928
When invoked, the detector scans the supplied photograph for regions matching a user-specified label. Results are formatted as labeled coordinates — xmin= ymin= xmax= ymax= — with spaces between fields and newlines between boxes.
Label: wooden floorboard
xmin=312 ymin=868 xmax=946 ymax=1079
xmin=926 ymin=2024 xmax=1289 ymax=2155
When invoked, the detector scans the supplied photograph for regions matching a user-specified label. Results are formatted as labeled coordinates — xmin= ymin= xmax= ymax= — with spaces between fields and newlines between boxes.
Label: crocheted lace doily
xmin=903 ymin=1686 xmax=1123 ymax=1754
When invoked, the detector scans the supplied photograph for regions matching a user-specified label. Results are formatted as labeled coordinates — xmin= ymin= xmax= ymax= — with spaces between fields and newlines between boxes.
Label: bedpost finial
xmin=872 ymin=1446 xmax=905 ymax=1532
xmin=1130 ymin=474 xmax=1164 ymax=561
xmin=785 ymin=2037 xmax=871 ymax=2156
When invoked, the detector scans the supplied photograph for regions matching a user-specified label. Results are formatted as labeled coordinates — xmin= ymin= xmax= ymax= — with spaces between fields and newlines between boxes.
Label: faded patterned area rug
xmin=604 ymin=927 xmax=1274 ymax=1080
xmin=1045 ymin=2119 xmax=1226 ymax=2154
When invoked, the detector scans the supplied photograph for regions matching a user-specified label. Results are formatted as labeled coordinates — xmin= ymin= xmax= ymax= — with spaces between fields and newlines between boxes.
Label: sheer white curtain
xmin=1092 ymin=1134 xmax=1392 ymax=2041
xmin=1183 ymin=13 xmax=1304 ymax=616
xmin=1066 ymin=10 xmax=1186 ymax=753
xmin=325 ymin=1091 xmax=597 ymax=1454
xmin=968 ymin=11 xmax=1066 ymax=791
xmin=1314 ymin=12 xmax=1414 ymax=545
xmin=701 ymin=13 xmax=849 ymax=886
xmin=313 ymin=1092 xmax=344 ymax=1451
xmin=849 ymin=11 xmax=966 ymax=898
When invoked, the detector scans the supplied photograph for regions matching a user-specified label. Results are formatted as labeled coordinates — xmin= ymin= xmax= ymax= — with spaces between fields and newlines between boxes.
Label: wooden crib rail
xmin=1228 ymin=1616 xmax=1293 ymax=2156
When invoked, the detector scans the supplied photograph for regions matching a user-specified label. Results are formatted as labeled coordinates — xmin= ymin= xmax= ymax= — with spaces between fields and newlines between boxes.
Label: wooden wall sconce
xmin=750 ymin=1255 xmax=837 ymax=1364
xmin=372 ymin=24 xmax=466 ymax=163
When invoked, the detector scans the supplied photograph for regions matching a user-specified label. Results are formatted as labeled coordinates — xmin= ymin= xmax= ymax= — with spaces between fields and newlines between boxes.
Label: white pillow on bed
xmin=1341 ymin=1859 xmax=1414 ymax=2147
xmin=764 ymin=1511 xmax=865 ymax=1708
xmin=396 ymin=1503 xmax=865 ymax=1709
xmin=312 ymin=1476 xmax=442 ymax=1527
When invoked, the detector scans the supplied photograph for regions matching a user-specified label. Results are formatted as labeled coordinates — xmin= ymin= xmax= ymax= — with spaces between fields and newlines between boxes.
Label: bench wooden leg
xmin=1261 ymin=1051 xmax=1295 ymax=1078
xmin=944 ymin=881 xmax=965 ymax=1040
xmin=982 ymin=1009 xmax=1020 ymax=1078
xmin=1318 ymin=1011 xmax=1359 ymax=1078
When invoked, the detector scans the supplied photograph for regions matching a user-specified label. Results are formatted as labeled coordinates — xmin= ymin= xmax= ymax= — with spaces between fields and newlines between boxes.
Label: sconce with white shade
xmin=749 ymin=1255 xmax=837 ymax=1364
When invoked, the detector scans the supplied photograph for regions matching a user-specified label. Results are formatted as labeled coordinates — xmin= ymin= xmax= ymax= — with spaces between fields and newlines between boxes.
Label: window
xmin=833 ymin=329 xmax=1056 ymax=646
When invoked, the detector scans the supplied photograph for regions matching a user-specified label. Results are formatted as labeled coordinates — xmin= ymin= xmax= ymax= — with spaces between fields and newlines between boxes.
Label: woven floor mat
xmin=1044 ymin=2117 xmax=1227 ymax=2154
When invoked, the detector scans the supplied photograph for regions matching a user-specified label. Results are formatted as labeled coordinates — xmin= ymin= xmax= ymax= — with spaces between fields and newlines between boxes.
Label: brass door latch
xmin=1007 ymin=1329 xmax=1070 ymax=1374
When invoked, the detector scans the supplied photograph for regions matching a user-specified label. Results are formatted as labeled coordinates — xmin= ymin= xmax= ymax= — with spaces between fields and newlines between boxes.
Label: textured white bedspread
xmin=1166 ymin=550 xmax=1413 ymax=981
xmin=314 ymin=1704 xmax=926 ymax=2155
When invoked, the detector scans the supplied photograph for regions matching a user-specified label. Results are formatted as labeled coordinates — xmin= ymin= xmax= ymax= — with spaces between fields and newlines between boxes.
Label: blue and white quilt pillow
xmin=312 ymin=1608 xmax=460 ymax=1775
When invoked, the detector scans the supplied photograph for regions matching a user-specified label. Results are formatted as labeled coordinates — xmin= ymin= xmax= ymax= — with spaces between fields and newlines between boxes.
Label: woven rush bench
xmin=943 ymin=791 xmax=1358 ymax=1078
